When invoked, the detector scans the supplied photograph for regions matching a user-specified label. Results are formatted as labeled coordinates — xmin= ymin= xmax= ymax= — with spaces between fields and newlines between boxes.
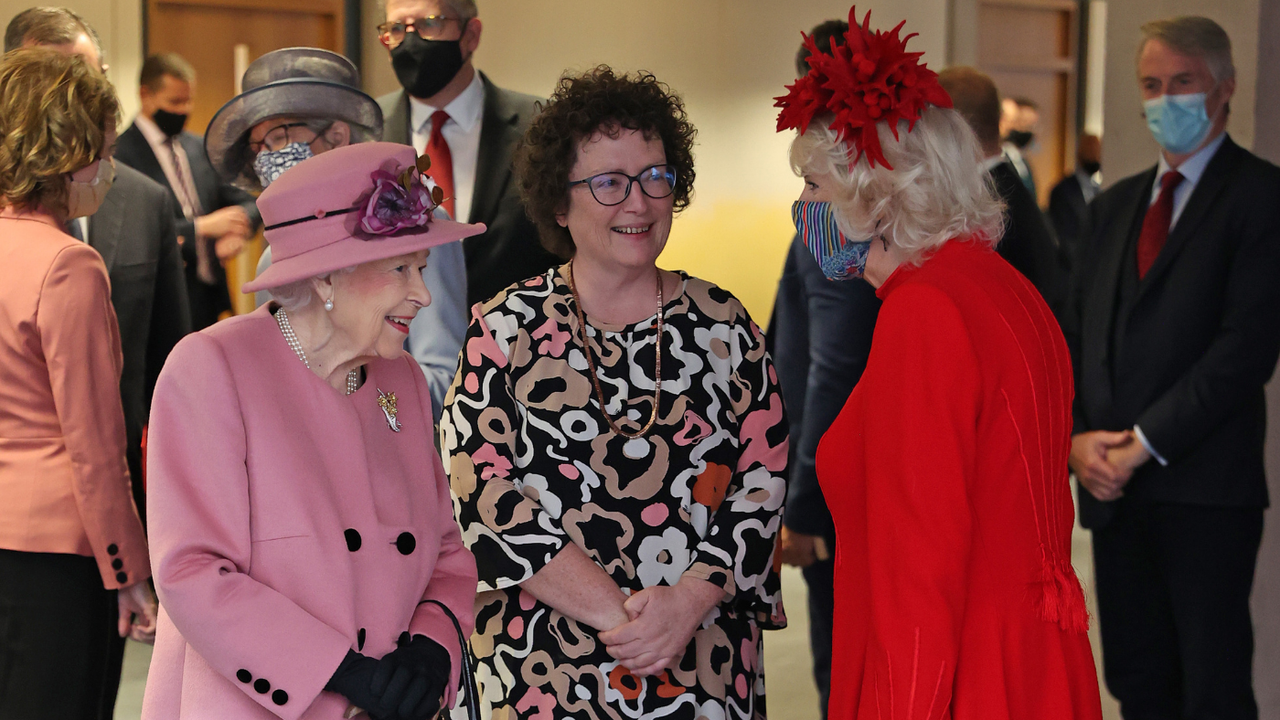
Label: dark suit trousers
xmin=801 ymin=558 xmax=834 ymax=719
xmin=1092 ymin=500 xmax=1263 ymax=720
xmin=0 ymin=549 xmax=118 ymax=720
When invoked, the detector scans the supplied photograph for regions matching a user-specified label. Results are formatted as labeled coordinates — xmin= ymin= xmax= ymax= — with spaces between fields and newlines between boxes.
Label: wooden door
xmin=147 ymin=0 xmax=346 ymax=315
xmin=978 ymin=0 xmax=1079 ymax=208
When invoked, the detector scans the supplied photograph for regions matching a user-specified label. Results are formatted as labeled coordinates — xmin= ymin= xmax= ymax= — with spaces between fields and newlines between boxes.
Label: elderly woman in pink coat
xmin=142 ymin=143 xmax=482 ymax=720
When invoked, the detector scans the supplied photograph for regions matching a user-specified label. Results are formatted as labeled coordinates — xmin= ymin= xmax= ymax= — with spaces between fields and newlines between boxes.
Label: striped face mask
xmin=791 ymin=201 xmax=873 ymax=281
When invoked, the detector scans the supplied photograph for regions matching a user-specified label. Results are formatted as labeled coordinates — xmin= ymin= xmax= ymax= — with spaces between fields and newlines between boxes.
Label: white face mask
xmin=66 ymin=158 xmax=115 ymax=219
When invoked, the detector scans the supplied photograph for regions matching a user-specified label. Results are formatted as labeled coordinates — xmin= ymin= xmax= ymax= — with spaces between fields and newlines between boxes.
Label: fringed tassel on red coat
xmin=1034 ymin=554 xmax=1090 ymax=634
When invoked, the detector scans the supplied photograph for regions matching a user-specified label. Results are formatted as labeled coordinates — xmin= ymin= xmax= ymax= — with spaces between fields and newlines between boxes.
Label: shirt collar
xmin=134 ymin=113 xmax=173 ymax=146
xmin=1156 ymin=131 xmax=1227 ymax=185
xmin=409 ymin=71 xmax=485 ymax=135
xmin=981 ymin=154 xmax=1006 ymax=172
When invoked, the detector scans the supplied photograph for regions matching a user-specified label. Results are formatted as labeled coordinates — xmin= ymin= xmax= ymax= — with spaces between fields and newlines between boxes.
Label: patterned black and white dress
xmin=441 ymin=265 xmax=788 ymax=720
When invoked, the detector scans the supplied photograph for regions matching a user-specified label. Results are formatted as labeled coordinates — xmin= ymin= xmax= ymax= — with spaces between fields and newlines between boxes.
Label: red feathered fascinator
xmin=775 ymin=6 xmax=953 ymax=170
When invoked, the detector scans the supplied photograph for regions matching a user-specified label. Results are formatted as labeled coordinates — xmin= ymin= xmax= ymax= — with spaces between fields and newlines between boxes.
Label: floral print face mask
xmin=253 ymin=141 xmax=314 ymax=189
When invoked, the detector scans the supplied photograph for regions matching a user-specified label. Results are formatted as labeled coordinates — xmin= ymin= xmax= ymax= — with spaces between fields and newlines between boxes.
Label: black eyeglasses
xmin=568 ymin=164 xmax=678 ymax=206
xmin=377 ymin=16 xmax=468 ymax=47
xmin=248 ymin=121 xmax=330 ymax=154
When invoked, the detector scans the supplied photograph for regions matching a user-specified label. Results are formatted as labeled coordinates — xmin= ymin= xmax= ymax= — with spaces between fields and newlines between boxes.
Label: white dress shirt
xmin=409 ymin=72 xmax=484 ymax=224
xmin=1149 ymin=131 xmax=1227 ymax=229
xmin=1134 ymin=131 xmax=1229 ymax=466
xmin=134 ymin=114 xmax=202 ymax=220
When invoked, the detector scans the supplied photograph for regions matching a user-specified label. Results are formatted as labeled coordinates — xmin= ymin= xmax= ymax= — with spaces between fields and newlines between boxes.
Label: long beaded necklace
xmin=566 ymin=262 xmax=663 ymax=439
xmin=276 ymin=308 xmax=360 ymax=395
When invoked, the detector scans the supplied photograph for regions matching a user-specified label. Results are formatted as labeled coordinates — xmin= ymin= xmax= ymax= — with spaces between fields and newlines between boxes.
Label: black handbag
xmin=420 ymin=599 xmax=481 ymax=720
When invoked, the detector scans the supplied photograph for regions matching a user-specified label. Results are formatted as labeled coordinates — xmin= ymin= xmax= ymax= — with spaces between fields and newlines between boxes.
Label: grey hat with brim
xmin=205 ymin=47 xmax=383 ymax=189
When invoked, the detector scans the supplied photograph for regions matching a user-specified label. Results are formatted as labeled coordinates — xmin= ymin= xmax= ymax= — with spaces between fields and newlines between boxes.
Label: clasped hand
xmin=326 ymin=633 xmax=451 ymax=720
xmin=1068 ymin=429 xmax=1152 ymax=502
xmin=598 ymin=577 xmax=724 ymax=677
xmin=194 ymin=206 xmax=251 ymax=261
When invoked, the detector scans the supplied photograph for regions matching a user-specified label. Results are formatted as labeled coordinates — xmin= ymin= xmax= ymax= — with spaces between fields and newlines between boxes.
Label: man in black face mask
xmin=376 ymin=0 xmax=558 ymax=306
xmin=116 ymin=53 xmax=262 ymax=330
xmin=999 ymin=96 xmax=1040 ymax=199
xmin=1048 ymin=132 xmax=1102 ymax=272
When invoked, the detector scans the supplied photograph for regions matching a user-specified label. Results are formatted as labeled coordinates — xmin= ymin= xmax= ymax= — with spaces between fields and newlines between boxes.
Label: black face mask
xmin=152 ymin=108 xmax=188 ymax=138
xmin=391 ymin=31 xmax=466 ymax=99
xmin=1006 ymin=130 xmax=1034 ymax=149
xmin=1081 ymin=160 xmax=1101 ymax=176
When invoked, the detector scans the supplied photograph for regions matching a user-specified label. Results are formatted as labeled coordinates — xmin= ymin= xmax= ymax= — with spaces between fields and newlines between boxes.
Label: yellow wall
xmin=362 ymin=0 xmax=949 ymax=324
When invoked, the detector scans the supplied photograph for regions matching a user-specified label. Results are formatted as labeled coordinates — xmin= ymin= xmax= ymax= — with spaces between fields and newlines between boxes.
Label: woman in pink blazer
xmin=142 ymin=143 xmax=484 ymax=720
xmin=0 ymin=49 xmax=156 ymax=719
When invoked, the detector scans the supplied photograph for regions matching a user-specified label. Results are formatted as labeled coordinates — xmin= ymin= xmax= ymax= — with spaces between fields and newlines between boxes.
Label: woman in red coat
xmin=775 ymin=8 xmax=1103 ymax=719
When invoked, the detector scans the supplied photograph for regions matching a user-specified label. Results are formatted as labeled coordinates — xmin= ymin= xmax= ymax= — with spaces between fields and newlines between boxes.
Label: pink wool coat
xmin=142 ymin=305 xmax=477 ymax=719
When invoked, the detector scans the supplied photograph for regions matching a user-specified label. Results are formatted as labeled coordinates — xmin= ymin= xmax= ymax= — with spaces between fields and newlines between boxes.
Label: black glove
xmin=366 ymin=633 xmax=452 ymax=720
xmin=324 ymin=649 xmax=382 ymax=710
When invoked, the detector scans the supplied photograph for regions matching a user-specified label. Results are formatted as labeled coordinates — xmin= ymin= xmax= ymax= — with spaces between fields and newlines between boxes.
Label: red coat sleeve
xmin=857 ymin=284 xmax=980 ymax=719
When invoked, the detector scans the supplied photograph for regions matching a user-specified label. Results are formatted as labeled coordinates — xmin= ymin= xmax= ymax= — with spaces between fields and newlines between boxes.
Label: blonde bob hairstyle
xmin=0 ymin=47 xmax=118 ymax=216
xmin=790 ymin=105 xmax=1005 ymax=264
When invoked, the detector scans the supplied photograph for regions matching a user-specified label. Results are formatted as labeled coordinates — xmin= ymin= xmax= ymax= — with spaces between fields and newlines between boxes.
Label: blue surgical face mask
xmin=792 ymin=201 xmax=873 ymax=281
xmin=1143 ymin=92 xmax=1212 ymax=155
xmin=253 ymin=141 xmax=314 ymax=188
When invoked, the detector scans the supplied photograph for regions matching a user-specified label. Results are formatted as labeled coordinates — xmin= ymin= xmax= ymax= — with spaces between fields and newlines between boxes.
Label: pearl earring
xmin=324 ymin=297 xmax=334 ymax=311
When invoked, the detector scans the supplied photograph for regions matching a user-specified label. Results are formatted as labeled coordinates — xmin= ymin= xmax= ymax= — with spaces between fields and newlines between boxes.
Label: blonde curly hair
xmin=790 ymin=105 xmax=1005 ymax=264
xmin=0 ymin=47 xmax=119 ymax=216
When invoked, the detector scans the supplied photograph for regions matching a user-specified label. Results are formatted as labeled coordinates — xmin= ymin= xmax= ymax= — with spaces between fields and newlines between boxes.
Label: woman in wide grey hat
xmin=208 ymin=47 xmax=468 ymax=420
xmin=205 ymin=47 xmax=383 ymax=192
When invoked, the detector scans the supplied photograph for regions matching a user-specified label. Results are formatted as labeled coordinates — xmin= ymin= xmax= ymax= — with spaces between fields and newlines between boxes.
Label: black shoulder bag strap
xmin=420 ymin=599 xmax=480 ymax=720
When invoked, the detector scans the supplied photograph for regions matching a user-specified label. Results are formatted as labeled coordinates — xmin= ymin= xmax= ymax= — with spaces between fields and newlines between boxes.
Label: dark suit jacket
xmin=1066 ymin=136 xmax=1280 ymax=528
xmin=379 ymin=72 xmax=559 ymax=306
xmin=769 ymin=235 xmax=880 ymax=544
xmin=115 ymin=123 xmax=262 ymax=329
xmin=990 ymin=160 xmax=1067 ymax=319
xmin=1048 ymin=172 xmax=1095 ymax=273
xmin=87 ymin=163 xmax=192 ymax=514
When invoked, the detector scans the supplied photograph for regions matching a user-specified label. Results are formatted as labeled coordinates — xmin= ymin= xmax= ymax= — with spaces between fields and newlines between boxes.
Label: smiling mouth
xmin=613 ymin=225 xmax=651 ymax=235
xmin=385 ymin=316 xmax=412 ymax=334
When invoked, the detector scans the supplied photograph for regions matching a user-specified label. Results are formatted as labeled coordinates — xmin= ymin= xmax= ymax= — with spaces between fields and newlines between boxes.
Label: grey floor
xmin=114 ymin=526 xmax=1121 ymax=720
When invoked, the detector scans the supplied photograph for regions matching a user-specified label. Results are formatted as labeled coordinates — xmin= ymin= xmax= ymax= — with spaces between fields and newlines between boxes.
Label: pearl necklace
xmin=276 ymin=308 xmax=359 ymax=395
xmin=566 ymin=262 xmax=663 ymax=439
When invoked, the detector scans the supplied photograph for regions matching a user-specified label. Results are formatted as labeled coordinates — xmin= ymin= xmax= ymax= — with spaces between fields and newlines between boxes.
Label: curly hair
xmin=0 ymin=47 xmax=118 ymax=216
xmin=514 ymin=66 xmax=697 ymax=259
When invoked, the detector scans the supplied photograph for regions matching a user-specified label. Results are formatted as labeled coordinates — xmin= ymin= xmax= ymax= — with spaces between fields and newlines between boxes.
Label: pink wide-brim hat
xmin=242 ymin=142 xmax=485 ymax=293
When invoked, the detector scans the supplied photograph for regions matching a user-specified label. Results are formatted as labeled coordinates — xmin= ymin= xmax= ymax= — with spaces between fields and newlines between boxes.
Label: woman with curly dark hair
xmin=440 ymin=66 xmax=788 ymax=719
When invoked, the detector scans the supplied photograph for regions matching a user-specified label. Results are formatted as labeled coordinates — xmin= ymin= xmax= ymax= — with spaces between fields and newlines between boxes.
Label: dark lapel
xmin=470 ymin=72 xmax=522 ymax=224
xmin=118 ymin=123 xmax=167 ymax=186
xmin=86 ymin=180 xmax=126 ymax=270
xmin=1085 ymin=167 xmax=1155 ymax=375
xmin=382 ymin=90 xmax=412 ymax=145
xmin=1134 ymin=136 xmax=1240 ymax=302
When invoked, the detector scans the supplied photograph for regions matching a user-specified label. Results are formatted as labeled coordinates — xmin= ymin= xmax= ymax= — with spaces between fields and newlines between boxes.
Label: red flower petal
xmin=776 ymin=4 xmax=951 ymax=170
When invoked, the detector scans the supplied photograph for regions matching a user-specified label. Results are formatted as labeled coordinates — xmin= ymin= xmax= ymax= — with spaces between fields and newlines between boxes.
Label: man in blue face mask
xmin=1066 ymin=16 xmax=1280 ymax=719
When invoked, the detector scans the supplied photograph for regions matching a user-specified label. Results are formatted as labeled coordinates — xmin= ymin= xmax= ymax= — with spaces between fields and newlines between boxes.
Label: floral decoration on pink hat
xmin=243 ymin=142 xmax=485 ymax=294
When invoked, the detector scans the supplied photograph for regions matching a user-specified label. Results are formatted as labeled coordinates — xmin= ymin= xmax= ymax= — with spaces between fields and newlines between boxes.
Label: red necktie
xmin=1136 ymin=170 xmax=1184 ymax=279
xmin=426 ymin=110 xmax=456 ymax=220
